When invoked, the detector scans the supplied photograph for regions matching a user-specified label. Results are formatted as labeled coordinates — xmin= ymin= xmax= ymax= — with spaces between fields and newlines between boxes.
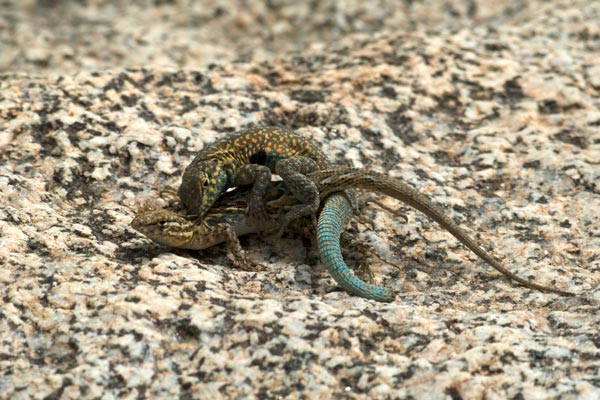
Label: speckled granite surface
xmin=1 ymin=0 xmax=600 ymax=398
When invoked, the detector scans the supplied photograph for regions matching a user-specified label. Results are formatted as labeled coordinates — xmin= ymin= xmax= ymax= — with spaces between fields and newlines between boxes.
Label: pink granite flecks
xmin=1 ymin=0 xmax=599 ymax=398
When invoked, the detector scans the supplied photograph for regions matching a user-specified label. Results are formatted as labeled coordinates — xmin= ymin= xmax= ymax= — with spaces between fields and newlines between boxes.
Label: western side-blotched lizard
xmin=176 ymin=126 xmax=397 ymax=297
xmin=132 ymin=167 xmax=575 ymax=300
xmin=178 ymin=126 xmax=348 ymax=236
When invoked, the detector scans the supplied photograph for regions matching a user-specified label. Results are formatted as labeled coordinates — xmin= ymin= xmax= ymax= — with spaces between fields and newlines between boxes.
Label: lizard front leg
xmin=273 ymin=156 xmax=321 ymax=238
xmin=233 ymin=164 xmax=273 ymax=221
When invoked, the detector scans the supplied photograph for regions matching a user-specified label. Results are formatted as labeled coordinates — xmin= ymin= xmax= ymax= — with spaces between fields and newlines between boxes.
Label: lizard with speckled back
xmin=178 ymin=126 xmax=339 ymax=231
xmin=176 ymin=126 xmax=375 ymax=296
xmin=133 ymin=167 xmax=576 ymax=301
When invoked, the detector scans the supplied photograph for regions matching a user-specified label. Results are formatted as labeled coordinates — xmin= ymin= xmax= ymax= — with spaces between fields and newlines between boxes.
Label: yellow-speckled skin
xmin=178 ymin=126 xmax=331 ymax=216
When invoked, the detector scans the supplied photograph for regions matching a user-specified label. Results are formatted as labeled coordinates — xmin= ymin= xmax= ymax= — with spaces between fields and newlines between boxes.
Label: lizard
xmin=175 ymin=125 xmax=370 ymax=295
xmin=132 ymin=183 xmax=306 ymax=271
xmin=177 ymin=126 xmax=358 ymax=241
xmin=131 ymin=167 xmax=576 ymax=301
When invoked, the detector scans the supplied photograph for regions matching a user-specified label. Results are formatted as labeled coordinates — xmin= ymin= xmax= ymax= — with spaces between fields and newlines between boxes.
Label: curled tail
xmin=317 ymin=193 xmax=396 ymax=302
xmin=312 ymin=168 xmax=574 ymax=296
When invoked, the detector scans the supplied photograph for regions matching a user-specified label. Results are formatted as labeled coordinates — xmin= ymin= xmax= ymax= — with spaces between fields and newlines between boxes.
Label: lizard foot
xmin=264 ymin=212 xmax=317 ymax=241
xmin=158 ymin=186 xmax=182 ymax=209
xmin=227 ymin=252 xmax=267 ymax=272
xmin=355 ymin=263 xmax=376 ymax=284
xmin=365 ymin=198 xmax=409 ymax=223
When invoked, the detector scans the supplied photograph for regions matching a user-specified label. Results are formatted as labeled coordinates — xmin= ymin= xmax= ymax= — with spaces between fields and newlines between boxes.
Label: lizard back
xmin=192 ymin=126 xmax=331 ymax=170
xmin=178 ymin=126 xmax=333 ymax=215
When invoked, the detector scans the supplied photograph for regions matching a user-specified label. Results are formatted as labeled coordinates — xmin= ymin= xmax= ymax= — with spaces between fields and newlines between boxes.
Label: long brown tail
xmin=309 ymin=168 xmax=574 ymax=296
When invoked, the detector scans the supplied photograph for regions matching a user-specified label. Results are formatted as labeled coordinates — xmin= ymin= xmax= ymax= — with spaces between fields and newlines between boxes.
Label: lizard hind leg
xmin=273 ymin=156 xmax=321 ymax=238
xmin=217 ymin=223 xmax=267 ymax=272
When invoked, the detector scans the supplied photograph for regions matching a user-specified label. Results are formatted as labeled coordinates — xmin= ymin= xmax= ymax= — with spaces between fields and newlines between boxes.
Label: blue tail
xmin=317 ymin=193 xmax=395 ymax=302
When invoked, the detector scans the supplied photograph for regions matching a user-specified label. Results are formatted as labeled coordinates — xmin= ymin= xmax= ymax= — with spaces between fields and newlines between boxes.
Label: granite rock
xmin=1 ymin=0 xmax=599 ymax=398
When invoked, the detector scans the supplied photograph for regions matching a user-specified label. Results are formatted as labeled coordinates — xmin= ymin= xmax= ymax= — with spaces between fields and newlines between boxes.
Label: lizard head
xmin=131 ymin=204 xmax=196 ymax=248
xmin=178 ymin=158 xmax=229 ymax=216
